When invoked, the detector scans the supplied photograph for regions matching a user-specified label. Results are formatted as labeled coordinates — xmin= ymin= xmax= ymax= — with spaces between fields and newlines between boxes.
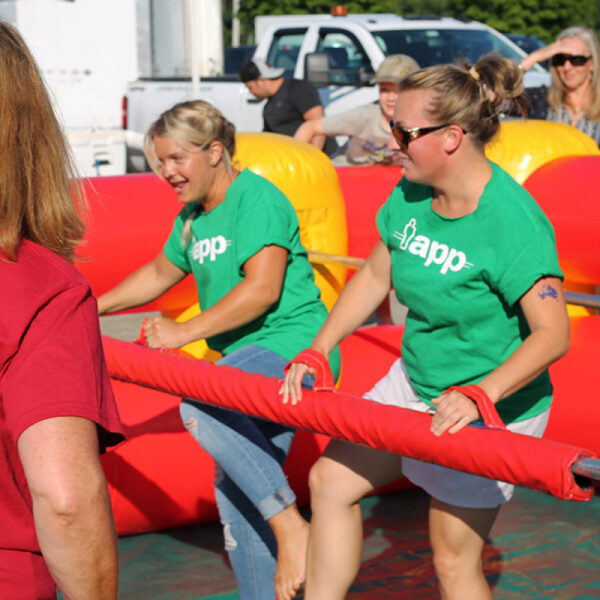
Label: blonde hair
xmin=399 ymin=56 xmax=526 ymax=147
xmin=0 ymin=21 xmax=85 ymax=263
xmin=144 ymin=100 xmax=236 ymax=174
xmin=547 ymin=26 xmax=600 ymax=120
xmin=144 ymin=100 xmax=237 ymax=246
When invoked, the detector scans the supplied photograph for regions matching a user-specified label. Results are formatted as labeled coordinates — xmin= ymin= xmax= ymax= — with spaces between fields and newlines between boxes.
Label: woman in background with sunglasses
xmin=281 ymin=55 xmax=569 ymax=599
xmin=520 ymin=26 xmax=600 ymax=146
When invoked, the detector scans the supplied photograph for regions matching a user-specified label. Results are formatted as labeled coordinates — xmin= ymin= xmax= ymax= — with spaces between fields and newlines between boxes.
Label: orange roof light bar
xmin=331 ymin=5 xmax=348 ymax=16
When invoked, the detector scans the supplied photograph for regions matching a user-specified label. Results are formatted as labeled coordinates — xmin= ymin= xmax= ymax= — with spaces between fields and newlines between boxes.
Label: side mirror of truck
xmin=305 ymin=52 xmax=376 ymax=87
xmin=304 ymin=52 xmax=330 ymax=88
xmin=358 ymin=65 xmax=375 ymax=85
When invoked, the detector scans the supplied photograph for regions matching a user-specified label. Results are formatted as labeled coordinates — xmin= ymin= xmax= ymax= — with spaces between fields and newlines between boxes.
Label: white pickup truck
xmin=124 ymin=12 xmax=550 ymax=171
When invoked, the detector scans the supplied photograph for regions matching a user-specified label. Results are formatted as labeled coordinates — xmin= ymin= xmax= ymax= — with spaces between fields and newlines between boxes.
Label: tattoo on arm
xmin=538 ymin=284 xmax=558 ymax=300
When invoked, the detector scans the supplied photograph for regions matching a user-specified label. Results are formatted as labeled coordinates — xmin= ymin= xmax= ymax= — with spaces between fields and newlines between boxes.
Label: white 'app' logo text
xmin=191 ymin=235 xmax=231 ymax=264
xmin=393 ymin=219 xmax=473 ymax=275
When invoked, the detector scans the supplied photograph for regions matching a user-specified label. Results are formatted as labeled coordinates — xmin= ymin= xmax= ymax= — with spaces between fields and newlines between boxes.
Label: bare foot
xmin=269 ymin=504 xmax=310 ymax=600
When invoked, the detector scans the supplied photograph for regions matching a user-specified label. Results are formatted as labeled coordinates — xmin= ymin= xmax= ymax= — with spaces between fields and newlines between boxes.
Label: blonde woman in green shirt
xmin=98 ymin=100 xmax=339 ymax=600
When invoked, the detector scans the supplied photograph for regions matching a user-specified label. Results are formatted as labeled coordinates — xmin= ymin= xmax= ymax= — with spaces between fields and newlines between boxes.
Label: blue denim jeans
xmin=179 ymin=345 xmax=312 ymax=600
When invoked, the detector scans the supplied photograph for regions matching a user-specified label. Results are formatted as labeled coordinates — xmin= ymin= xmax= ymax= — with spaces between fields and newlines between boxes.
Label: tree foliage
xmin=445 ymin=0 xmax=599 ymax=42
xmin=223 ymin=0 xmax=600 ymax=46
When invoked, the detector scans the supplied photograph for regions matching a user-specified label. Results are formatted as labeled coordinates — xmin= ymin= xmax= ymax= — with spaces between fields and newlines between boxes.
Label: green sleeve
xmin=234 ymin=189 xmax=296 ymax=271
xmin=495 ymin=228 xmax=563 ymax=306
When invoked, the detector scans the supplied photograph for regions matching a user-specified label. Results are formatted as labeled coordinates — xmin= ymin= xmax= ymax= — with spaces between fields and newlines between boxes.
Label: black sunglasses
xmin=389 ymin=121 xmax=466 ymax=150
xmin=551 ymin=54 xmax=592 ymax=67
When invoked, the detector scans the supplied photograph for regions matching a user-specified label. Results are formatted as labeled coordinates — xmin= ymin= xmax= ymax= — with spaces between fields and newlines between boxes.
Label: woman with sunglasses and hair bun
xmin=281 ymin=55 xmax=569 ymax=599
xmin=520 ymin=26 xmax=600 ymax=146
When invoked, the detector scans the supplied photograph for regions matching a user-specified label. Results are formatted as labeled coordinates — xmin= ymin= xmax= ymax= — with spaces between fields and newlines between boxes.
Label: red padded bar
xmin=102 ymin=336 xmax=597 ymax=502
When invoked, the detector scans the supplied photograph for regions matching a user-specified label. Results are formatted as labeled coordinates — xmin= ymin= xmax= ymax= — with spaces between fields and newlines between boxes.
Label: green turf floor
xmin=116 ymin=486 xmax=600 ymax=599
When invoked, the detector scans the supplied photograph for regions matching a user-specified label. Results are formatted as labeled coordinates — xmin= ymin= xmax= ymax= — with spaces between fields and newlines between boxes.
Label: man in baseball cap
xmin=239 ymin=58 xmax=330 ymax=150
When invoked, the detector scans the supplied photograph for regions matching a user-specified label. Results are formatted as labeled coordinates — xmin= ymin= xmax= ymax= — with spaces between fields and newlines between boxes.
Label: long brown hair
xmin=547 ymin=26 xmax=600 ymax=121
xmin=0 ymin=21 xmax=85 ymax=262
xmin=399 ymin=56 xmax=526 ymax=147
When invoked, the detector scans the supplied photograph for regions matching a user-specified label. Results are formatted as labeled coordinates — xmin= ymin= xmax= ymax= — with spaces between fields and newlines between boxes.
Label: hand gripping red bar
xmin=102 ymin=337 xmax=597 ymax=502
xmin=443 ymin=385 xmax=506 ymax=430
xmin=286 ymin=358 xmax=506 ymax=431
xmin=284 ymin=348 xmax=336 ymax=391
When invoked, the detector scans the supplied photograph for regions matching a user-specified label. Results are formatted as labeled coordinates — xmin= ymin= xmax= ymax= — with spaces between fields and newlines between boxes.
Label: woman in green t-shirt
xmin=98 ymin=100 xmax=338 ymax=600
xmin=282 ymin=57 xmax=570 ymax=599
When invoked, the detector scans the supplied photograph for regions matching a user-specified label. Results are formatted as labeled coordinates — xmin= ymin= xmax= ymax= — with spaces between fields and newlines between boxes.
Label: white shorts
xmin=364 ymin=359 xmax=550 ymax=509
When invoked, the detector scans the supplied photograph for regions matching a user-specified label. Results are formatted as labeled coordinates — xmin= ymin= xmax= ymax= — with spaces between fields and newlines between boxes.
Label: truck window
xmin=373 ymin=28 xmax=525 ymax=68
xmin=266 ymin=29 xmax=307 ymax=79
xmin=316 ymin=28 xmax=371 ymax=85
xmin=225 ymin=45 xmax=257 ymax=75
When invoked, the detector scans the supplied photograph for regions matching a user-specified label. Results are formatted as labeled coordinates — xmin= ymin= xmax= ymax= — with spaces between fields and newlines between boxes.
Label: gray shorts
xmin=364 ymin=359 xmax=550 ymax=509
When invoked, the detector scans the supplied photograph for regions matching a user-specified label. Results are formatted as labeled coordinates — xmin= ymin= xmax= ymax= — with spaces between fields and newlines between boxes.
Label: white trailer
xmin=0 ymin=0 xmax=140 ymax=176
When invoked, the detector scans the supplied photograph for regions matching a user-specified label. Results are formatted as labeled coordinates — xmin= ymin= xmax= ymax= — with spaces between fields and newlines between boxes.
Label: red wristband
xmin=284 ymin=348 xmax=335 ymax=392
xmin=443 ymin=384 xmax=506 ymax=430
xmin=135 ymin=318 xmax=152 ymax=346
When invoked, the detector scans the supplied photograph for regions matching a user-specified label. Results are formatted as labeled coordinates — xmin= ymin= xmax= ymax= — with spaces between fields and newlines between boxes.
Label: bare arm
xmin=479 ymin=277 xmax=569 ymax=399
xmin=301 ymin=105 xmax=327 ymax=149
xmin=18 ymin=417 xmax=118 ymax=600
xmin=294 ymin=118 xmax=326 ymax=149
xmin=431 ymin=276 xmax=569 ymax=435
xmin=280 ymin=240 xmax=392 ymax=403
xmin=145 ymin=244 xmax=289 ymax=348
xmin=97 ymin=250 xmax=187 ymax=314
xmin=303 ymin=105 xmax=324 ymax=121
xmin=520 ymin=38 xmax=582 ymax=72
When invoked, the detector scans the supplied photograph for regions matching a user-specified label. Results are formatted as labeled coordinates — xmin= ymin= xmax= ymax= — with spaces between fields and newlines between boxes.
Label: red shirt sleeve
xmin=2 ymin=279 xmax=124 ymax=449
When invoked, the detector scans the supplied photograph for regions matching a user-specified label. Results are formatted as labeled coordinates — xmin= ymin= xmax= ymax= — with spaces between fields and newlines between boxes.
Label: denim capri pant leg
xmin=180 ymin=344 xmax=310 ymax=520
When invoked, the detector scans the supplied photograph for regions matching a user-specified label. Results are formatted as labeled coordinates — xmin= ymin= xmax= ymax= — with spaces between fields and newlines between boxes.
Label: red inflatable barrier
xmin=102 ymin=336 xmax=597 ymax=502
xmin=334 ymin=165 xmax=402 ymax=261
xmin=524 ymin=156 xmax=600 ymax=286
xmin=99 ymin=379 xmax=215 ymax=534
xmin=77 ymin=174 xmax=196 ymax=315
xmin=100 ymin=324 xmax=408 ymax=535
xmin=546 ymin=315 xmax=600 ymax=453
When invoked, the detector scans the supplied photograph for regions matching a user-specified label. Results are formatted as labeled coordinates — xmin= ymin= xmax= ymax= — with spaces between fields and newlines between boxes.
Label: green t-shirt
xmin=164 ymin=169 xmax=340 ymax=376
xmin=377 ymin=162 xmax=563 ymax=423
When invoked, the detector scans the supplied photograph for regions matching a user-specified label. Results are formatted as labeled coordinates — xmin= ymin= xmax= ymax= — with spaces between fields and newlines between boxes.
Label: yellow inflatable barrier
xmin=234 ymin=132 xmax=348 ymax=309
xmin=486 ymin=119 xmax=600 ymax=184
